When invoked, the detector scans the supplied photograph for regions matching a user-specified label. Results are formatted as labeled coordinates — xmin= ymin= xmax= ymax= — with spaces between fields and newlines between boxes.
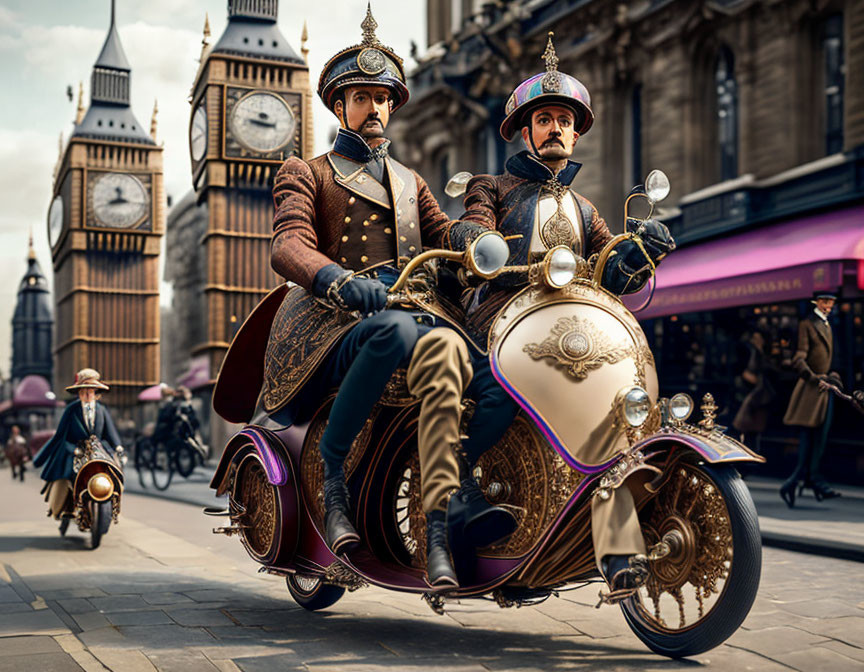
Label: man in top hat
xmin=445 ymin=33 xmax=676 ymax=601
xmin=32 ymin=368 xmax=123 ymax=527
xmin=256 ymin=5 xmax=513 ymax=588
xmin=780 ymin=291 xmax=844 ymax=506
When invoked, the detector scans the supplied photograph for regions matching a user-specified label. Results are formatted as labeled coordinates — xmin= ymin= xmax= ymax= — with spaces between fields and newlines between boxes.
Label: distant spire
xmin=301 ymin=20 xmax=309 ymax=63
xmin=27 ymin=228 xmax=36 ymax=262
xmin=150 ymin=99 xmax=158 ymax=140
xmin=75 ymin=81 xmax=85 ymax=124
xmin=203 ymin=13 xmax=211 ymax=46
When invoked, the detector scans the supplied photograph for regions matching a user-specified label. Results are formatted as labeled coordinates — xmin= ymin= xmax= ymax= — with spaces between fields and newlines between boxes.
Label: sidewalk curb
xmin=761 ymin=532 xmax=864 ymax=563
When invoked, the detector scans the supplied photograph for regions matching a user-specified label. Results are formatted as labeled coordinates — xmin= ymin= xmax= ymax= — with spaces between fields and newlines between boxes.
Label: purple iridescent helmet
xmin=499 ymin=32 xmax=594 ymax=141
xmin=318 ymin=4 xmax=409 ymax=115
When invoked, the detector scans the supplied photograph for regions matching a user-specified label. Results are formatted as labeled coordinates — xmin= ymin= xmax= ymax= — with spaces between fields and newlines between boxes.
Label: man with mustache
xmin=445 ymin=33 xmax=675 ymax=602
xmin=244 ymin=6 xmax=513 ymax=588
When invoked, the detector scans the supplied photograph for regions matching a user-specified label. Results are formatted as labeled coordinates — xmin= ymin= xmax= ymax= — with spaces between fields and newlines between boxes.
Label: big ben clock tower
xmin=188 ymin=0 xmax=313 ymax=404
xmin=49 ymin=0 xmax=163 ymax=409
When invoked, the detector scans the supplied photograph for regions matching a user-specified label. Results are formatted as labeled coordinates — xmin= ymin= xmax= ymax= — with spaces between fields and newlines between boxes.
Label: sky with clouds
xmin=0 ymin=0 xmax=425 ymax=380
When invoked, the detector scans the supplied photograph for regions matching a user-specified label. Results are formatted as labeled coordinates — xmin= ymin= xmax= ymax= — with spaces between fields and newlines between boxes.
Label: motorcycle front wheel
xmin=621 ymin=462 xmax=761 ymax=658
xmin=285 ymin=575 xmax=345 ymax=611
xmin=90 ymin=500 xmax=112 ymax=549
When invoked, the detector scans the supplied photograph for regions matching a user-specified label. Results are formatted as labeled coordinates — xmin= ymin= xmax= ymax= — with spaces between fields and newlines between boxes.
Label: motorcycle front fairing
xmin=489 ymin=281 xmax=658 ymax=474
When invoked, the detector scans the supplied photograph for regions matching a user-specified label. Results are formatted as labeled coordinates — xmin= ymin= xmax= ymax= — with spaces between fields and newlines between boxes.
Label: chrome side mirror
xmin=445 ymin=171 xmax=473 ymax=198
xmin=465 ymin=231 xmax=510 ymax=279
xmin=645 ymin=170 xmax=670 ymax=203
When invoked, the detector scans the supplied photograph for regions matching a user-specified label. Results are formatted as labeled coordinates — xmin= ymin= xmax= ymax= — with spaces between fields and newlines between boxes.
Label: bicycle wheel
xmin=135 ymin=440 xmax=154 ymax=488
xmin=150 ymin=444 xmax=174 ymax=491
xmin=175 ymin=442 xmax=197 ymax=478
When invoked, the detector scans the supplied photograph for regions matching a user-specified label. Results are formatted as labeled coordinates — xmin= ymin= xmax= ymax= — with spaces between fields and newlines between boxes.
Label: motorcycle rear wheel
xmin=90 ymin=500 xmax=112 ymax=550
xmin=621 ymin=462 xmax=761 ymax=658
xmin=285 ymin=575 xmax=345 ymax=611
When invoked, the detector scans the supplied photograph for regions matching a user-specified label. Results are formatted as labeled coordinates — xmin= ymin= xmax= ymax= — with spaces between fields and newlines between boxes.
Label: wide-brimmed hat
xmin=317 ymin=3 xmax=409 ymax=115
xmin=66 ymin=368 xmax=110 ymax=392
xmin=500 ymin=32 xmax=594 ymax=142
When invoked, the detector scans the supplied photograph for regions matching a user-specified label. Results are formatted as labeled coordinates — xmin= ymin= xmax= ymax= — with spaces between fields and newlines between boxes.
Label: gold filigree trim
xmin=523 ymin=315 xmax=632 ymax=381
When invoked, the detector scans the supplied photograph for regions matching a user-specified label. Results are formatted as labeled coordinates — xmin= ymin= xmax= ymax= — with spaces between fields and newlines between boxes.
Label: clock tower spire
xmin=179 ymin=0 xmax=312 ymax=447
xmin=47 ymin=0 xmax=164 ymax=409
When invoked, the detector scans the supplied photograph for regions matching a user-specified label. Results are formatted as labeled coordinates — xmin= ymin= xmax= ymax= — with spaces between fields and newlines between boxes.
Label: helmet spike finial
xmin=542 ymin=32 xmax=559 ymax=73
xmin=541 ymin=31 xmax=562 ymax=93
xmin=361 ymin=2 xmax=380 ymax=47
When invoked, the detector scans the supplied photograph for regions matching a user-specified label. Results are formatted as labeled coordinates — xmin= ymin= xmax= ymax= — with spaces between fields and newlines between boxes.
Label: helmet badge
xmin=358 ymin=3 xmax=386 ymax=74
xmin=541 ymin=32 xmax=562 ymax=94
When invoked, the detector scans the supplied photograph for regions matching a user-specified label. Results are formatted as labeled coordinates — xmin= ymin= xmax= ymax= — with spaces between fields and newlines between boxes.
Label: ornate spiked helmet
xmin=317 ymin=3 xmax=409 ymax=114
xmin=500 ymin=32 xmax=594 ymax=141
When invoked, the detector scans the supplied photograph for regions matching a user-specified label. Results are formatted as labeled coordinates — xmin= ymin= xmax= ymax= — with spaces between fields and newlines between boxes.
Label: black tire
xmin=90 ymin=500 xmax=112 ymax=549
xmin=621 ymin=463 xmax=761 ymax=658
xmin=175 ymin=443 xmax=197 ymax=478
xmin=150 ymin=444 xmax=174 ymax=491
xmin=285 ymin=575 xmax=345 ymax=611
xmin=135 ymin=440 xmax=153 ymax=488
xmin=59 ymin=516 xmax=70 ymax=537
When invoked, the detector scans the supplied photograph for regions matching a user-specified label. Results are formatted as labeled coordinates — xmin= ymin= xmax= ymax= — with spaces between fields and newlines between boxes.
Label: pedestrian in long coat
xmin=33 ymin=369 xmax=122 ymax=519
xmin=779 ymin=293 xmax=842 ymax=506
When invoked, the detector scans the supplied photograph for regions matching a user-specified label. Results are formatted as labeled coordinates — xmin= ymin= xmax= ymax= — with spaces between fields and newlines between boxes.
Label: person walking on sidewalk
xmin=5 ymin=425 xmax=29 ymax=482
xmin=779 ymin=291 xmax=843 ymax=507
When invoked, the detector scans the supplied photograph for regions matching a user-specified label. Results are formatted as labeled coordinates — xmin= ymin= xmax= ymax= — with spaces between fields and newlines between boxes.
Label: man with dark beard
xmin=250 ymin=6 xmax=513 ymax=588
xmin=445 ymin=33 xmax=676 ymax=602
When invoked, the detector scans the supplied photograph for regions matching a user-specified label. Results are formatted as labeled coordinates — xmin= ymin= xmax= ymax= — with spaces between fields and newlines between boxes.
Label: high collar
xmin=814 ymin=307 xmax=830 ymax=323
xmin=332 ymin=127 xmax=390 ymax=164
xmin=505 ymin=151 xmax=581 ymax=186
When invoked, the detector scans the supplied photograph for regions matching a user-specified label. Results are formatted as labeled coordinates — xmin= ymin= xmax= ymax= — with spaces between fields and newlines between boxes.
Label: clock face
xmin=190 ymin=105 xmax=207 ymax=161
xmin=229 ymin=91 xmax=295 ymax=153
xmin=92 ymin=173 xmax=149 ymax=228
xmin=48 ymin=195 xmax=63 ymax=248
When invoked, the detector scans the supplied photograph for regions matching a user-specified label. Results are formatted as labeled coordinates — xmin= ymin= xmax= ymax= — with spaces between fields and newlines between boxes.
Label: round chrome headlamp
xmin=87 ymin=473 xmax=114 ymax=502
xmin=543 ymin=246 xmax=578 ymax=288
xmin=622 ymin=386 xmax=651 ymax=427
xmin=466 ymin=231 xmax=510 ymax=279
xmin=669 ymin=393 xmax=694 ymax=423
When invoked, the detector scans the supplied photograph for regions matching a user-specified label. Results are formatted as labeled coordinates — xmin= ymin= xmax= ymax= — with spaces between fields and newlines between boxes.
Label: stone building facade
xmin=391 ymin=0 xmax=863 ymax=227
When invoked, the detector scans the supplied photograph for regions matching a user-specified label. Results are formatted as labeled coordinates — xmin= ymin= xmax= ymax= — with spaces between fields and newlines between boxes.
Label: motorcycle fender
xmin=634 ymin=430 xmax=766 ymax=464
xmin=73 ymin=460 xmax=124 ymax=502
xmin=210 ymin=426 xmax=292 ymax=495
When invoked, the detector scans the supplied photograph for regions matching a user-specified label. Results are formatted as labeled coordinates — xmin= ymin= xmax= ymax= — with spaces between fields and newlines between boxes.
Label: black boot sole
xmin=426 ymin=572 xmax=459 ymax=589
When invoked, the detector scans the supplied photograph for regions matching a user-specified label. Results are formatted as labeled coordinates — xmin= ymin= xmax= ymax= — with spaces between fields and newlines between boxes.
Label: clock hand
xmin=248 ymin=117 xmax=277 ymax=129
xmin=108 ymin=187 xmax=128 ymax=205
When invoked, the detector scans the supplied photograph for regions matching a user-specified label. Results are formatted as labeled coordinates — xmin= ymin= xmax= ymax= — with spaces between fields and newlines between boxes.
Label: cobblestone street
xmin=1 ymin=474 xmax=862 ymax=671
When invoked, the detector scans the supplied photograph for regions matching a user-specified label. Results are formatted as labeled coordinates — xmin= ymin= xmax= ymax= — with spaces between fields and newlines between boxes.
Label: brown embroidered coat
xmin=215 ymin=150 xmax=455 ymax=422
xmin=270 ymin=154 xmax=450 ymax=289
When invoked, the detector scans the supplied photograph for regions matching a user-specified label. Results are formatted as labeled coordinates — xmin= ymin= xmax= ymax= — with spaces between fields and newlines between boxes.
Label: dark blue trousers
xmin=316 ymin=310 xmax=518 ymax=479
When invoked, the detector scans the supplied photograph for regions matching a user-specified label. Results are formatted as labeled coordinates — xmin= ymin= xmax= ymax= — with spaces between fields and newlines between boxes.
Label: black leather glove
xmin=627 ymin=218 xmax=676 ymax=263
xmin=338 ymin=276 xmax=388 ymax=314
xmin=312 ymin=263 xmax=388 ymax=314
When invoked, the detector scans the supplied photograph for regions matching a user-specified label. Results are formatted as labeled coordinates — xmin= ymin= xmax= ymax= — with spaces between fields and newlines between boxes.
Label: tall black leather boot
xmin=426 ymin=510 xmax=458 ymax=589
xmin=450 ymin=458 xmax=517 ymax=548
xmin=323 ymin=475 xmax=360 ymax=555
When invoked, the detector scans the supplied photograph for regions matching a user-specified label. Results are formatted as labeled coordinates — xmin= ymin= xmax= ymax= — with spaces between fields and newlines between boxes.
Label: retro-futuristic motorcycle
xmin=208 ymin=171 xmax=764 ymax=658
xmin=68 ymin=437 xmax=125 ymax=549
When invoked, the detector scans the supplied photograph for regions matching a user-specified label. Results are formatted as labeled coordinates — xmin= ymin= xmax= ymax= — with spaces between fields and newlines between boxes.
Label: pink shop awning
xmin=624 ymin=205 xmax=864 ymax=319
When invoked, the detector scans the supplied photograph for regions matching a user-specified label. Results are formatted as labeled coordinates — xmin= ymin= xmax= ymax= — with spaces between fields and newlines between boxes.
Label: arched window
xmin=822 ymin=14 xmax=844 ymax=155
xmin=715 ymin=47 xmax=738 ymax=181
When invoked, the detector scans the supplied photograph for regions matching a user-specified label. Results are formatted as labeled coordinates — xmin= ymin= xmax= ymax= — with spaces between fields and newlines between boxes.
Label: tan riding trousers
xmin=591 ymin=484 xmax=646 ymax=569
xmin=406 ymin=329 xmax=473 ymax=514
xmin=45 ymin=479 xmax=73 ymax=519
